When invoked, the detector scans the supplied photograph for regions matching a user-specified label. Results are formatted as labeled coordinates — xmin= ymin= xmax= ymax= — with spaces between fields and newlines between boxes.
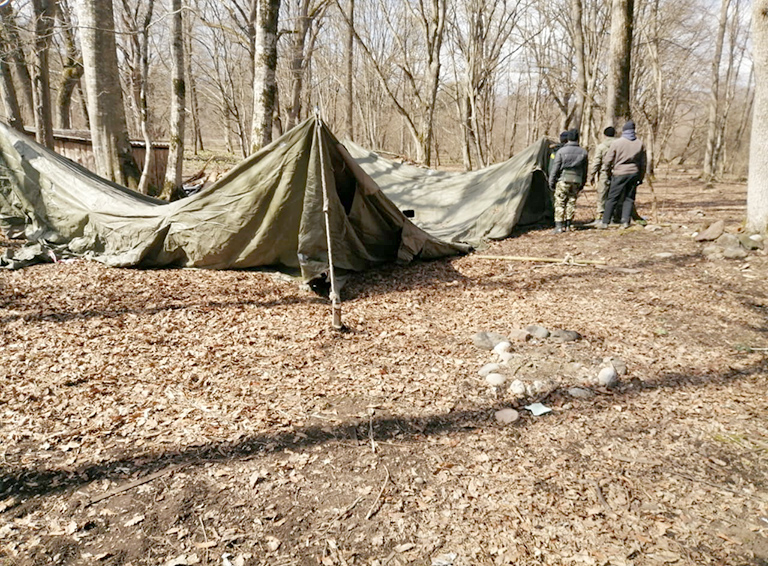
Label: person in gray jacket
xmin=587 ymin=126 xmax=616 ymax=224
xmin=549 ymin=129 xmax=588 ymax=233
xmin=598 ymin=120 xmax=646 ymax=229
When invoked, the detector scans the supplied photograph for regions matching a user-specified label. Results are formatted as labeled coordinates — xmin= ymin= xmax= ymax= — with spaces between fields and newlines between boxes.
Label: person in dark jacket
xmin=598 ymin=120 xmax=647 ymax=229
xmin=549 ymin=129 xmax=589 ymax=233
xmin=548 ymin=131 xmax=570 ymax=175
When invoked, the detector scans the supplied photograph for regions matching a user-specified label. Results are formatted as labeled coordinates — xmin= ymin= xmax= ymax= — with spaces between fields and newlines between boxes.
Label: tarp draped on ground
xmin=0 ymin=118 xmax=467 ymax=278
xmin=344 ymin=138 xmax=553 ymax=246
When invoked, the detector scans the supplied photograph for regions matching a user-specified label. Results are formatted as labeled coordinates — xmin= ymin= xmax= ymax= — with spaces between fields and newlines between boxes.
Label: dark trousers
xmin=602 ymin=173 xmax=639 ymax=225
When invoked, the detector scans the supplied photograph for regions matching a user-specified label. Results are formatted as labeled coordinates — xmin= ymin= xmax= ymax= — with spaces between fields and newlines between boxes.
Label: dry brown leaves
xmin=0 ymin=173 xmax=767 ymax=566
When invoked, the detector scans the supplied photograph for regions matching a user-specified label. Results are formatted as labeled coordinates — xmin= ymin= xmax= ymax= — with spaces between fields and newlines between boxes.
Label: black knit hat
xmin=559 ymin=131 xmax=569 ymax=143
xmin=566 ymin=129 xmax=579 ymax=142
xmin=604 ymin=126 xmax=616 ymax=137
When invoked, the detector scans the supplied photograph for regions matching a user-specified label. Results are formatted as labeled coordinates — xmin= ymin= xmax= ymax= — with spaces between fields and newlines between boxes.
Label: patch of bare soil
xmin=0 ymin=173 xmax=766 ymax=566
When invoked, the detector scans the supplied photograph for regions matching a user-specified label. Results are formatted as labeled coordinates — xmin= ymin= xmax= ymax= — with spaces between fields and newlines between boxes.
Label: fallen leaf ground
xmin=0 ymin=173 xmax=767 ymax=566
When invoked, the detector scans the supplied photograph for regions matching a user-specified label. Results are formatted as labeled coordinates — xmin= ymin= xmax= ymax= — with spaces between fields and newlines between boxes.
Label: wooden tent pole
xmin=315 ymin=109 xmax=343 ymax=329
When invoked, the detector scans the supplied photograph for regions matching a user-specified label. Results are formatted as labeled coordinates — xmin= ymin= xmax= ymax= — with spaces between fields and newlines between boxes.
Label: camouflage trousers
xmin=554 ymin=180 xmax=583 ymax=222
xmin=595 ymin=176 xmax=610 ymax=219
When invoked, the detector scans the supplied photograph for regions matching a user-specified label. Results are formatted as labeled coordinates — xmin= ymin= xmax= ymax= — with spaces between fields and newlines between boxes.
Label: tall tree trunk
xmin=55 ymin=0 xmax=83 ymax=129
xmin=0 ymin=54 xmax=23 ymax=130
xmin=76 ymin=0 xmax=141 ymax=189
xmin=286 ymin=0 xmax=310 ymax=131
xmin=570 ymin=0 xmax=587 ymax=131
xmin=31 ymin=0 xmax=55 ymax=149
xmin=161 ymin=0 xmax=186 ymax=200
xmin=0 ymin=3 xmax=35 ymax=124
xmin=345 ymin=0 xmax=354 ymax=139
xmin=137 ymin=0 xmax=155 ymax=196
xmin=747 ymin=0 xmax=768 ymax=234
xmin=184 ymin=0 xmax=203 ymax=153
xmin=251 ymin=0 xmax=280 ymax=153
xmin=703 ymin=0 xmax=730 ymax=182
xmin=606 ymin=0 xmax=634 ymax=125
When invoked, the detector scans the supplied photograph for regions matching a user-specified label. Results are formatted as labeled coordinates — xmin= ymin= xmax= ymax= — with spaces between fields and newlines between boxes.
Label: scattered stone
xmin=472 ymin=331 xmax=509 ymax=350
xmin=498 ymin=351 xmax=515 ymax=364
xmin=568 ymin=387 xmax=594 ymax=399
xmin=494 ymin=408 xmax=520 ymax=424
xmin=716 ymin=233 xmax=739 ymax=248
xmin=509 ymin=379 xmax=526 ymax=396
xmin=702 ymin=244 xmax=722 ymax=258
xmin=608 ymin=358 xmax=628 ymax=376
xmin=751 ymin=234 xmax=764 ymax=242
xmin=723 ymin=246 xmax=748 ymax=260
xmin=740 ymin=234 xmax=764 ymax=250
xmin=492 ymin=341 xmax=512 ymax=355
xmin=645 ymin=224 xmax=663 ymax=232
xmin=694 ymin=220 xmax=724 ymax=241
xmin=524 ymin=402 xmax=552 ymax=416
xmin=525 ymin=325 xmax=550 ymax=339
xmin=508 ymin=329 xmax=532 ymax=342
xmin=597 ymin=366 xmax=618 ymax=388
xmin=485 ymin=373 xmax=506 ymax=387
xmin=549 ymin=329 xmax=582 ymax=343
xmin=478 ymin=363 xmax=501 ymax=377
xmin=654 ymin=252 xmax=673 ymax=258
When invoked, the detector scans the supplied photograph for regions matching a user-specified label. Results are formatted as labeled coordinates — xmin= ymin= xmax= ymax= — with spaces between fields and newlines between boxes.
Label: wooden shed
xmin=24 ymin=128 xmax=170 ymax=191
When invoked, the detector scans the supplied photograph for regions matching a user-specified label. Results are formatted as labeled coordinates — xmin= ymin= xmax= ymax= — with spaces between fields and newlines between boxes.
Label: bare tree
xmin=76 ymin=0 xmax=141 ymax=188
xmin=747 ymin=0 xmax=768 ymax=233
xmin=0 ymin=21 xmax=24 ymax=129
xmin=30 ymin=0 xmax=55 ymax=148
xmin=0 ymin=2 xmax=34 ymax=123
xmin=344 ymin=0 xmax=354 ymax=139
xmin=54 ymin=0 xmax=84 ymax=129
xmin=702 ymin=0 xmax=730 ymax=181
xmin=162 ymin=0 xmax=186 ymax=199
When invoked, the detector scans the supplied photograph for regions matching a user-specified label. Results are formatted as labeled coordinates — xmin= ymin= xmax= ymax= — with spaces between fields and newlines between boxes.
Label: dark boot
xmin=553 ymin=222 xmax=564 ymax=234
xmin=565 ymin=220 xmax=573 ymax=232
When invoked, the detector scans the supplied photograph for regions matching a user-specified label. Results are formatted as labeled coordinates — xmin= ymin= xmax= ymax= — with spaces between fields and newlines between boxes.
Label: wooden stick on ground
xmin=86 ymin=465 xmax=182 ymax=506
xmin=475 ymin=255 xmax=607 ymax=265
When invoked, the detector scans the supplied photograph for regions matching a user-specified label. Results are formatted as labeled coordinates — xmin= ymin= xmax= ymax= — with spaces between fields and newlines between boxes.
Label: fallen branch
xmin=475 ymin=255 xmax=607 ymax=265
xmin=86 ymin=465 xmax=182 ymax=506
xmin=366 ymin=467 xmax=390 ymax=520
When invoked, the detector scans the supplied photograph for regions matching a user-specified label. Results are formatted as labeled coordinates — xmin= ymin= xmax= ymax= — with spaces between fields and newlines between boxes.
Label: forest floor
xmin=0 ymin=172 xmax=767 ymax=566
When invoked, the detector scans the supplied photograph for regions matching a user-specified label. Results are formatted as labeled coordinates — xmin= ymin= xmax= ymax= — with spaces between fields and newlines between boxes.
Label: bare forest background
xmin=0 ymin=0 xmax=756 ymax=189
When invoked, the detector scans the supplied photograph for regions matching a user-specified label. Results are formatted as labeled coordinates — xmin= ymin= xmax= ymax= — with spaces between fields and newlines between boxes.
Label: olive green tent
xmin=0 ymin=118 xmax=466 ymax=277
xmin=345 ymin=138 xmax=553 ymax=246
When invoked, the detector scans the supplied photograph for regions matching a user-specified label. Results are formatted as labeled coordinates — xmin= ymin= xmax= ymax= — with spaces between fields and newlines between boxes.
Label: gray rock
xmin=694 ymin=220 xmax=724 ymax=241
xmin=645 ymin=224 xmax=663 ymax=232
xmin=740 ymin=234 xmax=764 ymax=250
xmin=702 ymin=244 xmax=722 ymax=257
xmin=716 ymin=233 xmax=739 ymax=248
xmin=494 ymin=408 xmax=520 ymax=424
xmin=498 ymin=351 xmax=515 ymax=364
xmin=549 ymin=329 xmax=582 ymax=343
xmin=723 ymin=246 xmax=748 ymax=259
xmin=526 ymin=325 xmax=550 ymax=339
xmin=654 ymin=252 xmax=674 ymax=258
xmin=597 ymin=366 xmax=618 ymax=388
xmin=472 ymin=331 xmax=509 ymax=350
xmin=485 ymin=373 xmax=506 ymax=387
xmin=568 ymin=387 xmax=594 ymax=399
xmin=492 ymin=341 xmax=512 ymax=355
xmin=508 ymin=329 xmax=532 ymax=342
xmin=478 ymin=363 xmax=501 ymax=377
xmin=751 ymin=234 xmax=765 ymax=242
xmin=509 ymin=379 xmax=527 ymax=396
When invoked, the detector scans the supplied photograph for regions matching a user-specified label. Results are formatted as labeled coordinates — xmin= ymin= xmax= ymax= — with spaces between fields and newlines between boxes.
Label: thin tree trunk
xmin=0 ymin=54 xmax=23 ymax=130
xmin=747 ymin=0 xmax=768 ymax=233
xmin=162 ymin=0 xmax=186 ymax=200
xmin=703 ymin=0 xmax=730 ymax=181
xmin=571 ymin=0 xmax=587 ymax=131
xmin=31 ymin=0 xmax=55 ymax=148
xmin=137 ymin=0 xmax=155 ymax=196
xmin=184 ymin=0 xmax=203 ymax=153
xmin=345 ymin=0 xmax=354 ymax=139
xmin=287 ymin=0 xmax=310 ymax=131
xmin=55 ymin=0 xmax=83 ymax=130
xmin=606 ymin=0 xmax=634 ymax=125
xmin=251 ymin=0 xmax=280 ymax=153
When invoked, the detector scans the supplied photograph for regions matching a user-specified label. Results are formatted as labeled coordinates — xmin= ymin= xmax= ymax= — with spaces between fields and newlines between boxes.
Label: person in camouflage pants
xmin=549 ymin=129 xmax=589 ymax=233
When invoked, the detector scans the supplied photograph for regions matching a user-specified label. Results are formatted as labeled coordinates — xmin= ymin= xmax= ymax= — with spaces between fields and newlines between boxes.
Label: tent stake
xmin=315 ymin=110 xmax=343 ymax=330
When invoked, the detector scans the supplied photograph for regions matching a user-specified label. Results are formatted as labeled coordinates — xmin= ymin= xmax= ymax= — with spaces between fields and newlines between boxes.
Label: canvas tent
xmin=344 ymin=138 xmax=553 ymax=246
xmin=0 ymin=118 xmax=466 ymax=278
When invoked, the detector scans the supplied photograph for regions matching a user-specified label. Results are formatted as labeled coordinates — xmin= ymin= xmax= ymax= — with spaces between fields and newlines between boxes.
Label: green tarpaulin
xmin=345 ymin=138 xmax=553 ymax=246
xmin=0 ymin=118 xmax=466 ymax=278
